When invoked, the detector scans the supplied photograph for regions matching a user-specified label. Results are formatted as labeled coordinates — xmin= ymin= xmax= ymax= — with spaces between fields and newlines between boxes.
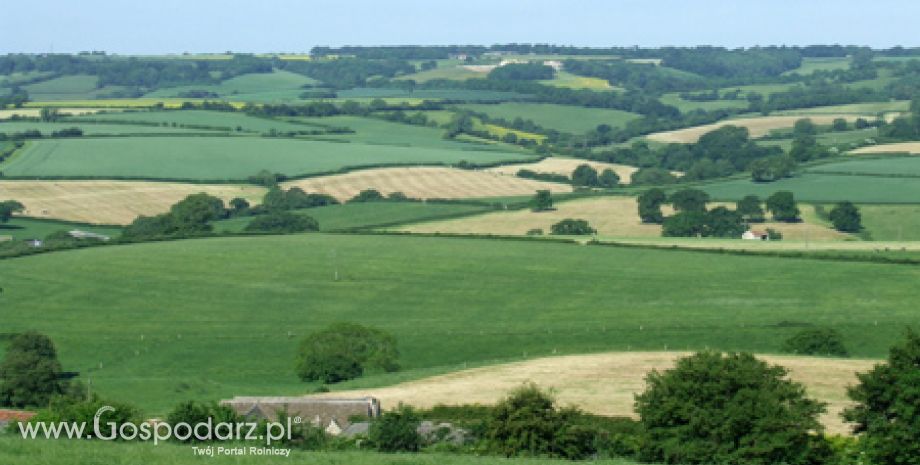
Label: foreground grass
xmin=0 ymin=437 xmax=640 ymax=465
xmin=0 ymin=234 xmax=917 ymax=413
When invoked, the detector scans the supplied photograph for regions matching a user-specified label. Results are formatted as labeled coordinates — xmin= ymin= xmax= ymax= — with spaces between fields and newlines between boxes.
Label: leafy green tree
xmin=0 ymin=332 xmax=65 ymax=408
xmin=571 ymin=164 xmax=599 ymax=187
xmin=244 ymin=212 xmax=319 ymax=234
xmin=832 ymin=118 xmax=848 ymax=131
xmin=121 ymin=213 xmax=176 ymax=239
xmin=704 ymin=206 xmax=746 ymax=238
xmin=782 ymin=328 xmax=849 ymax=357
xmin=550 ymin=219 xmax=595 ymax=235
xmin=631 ymin=167 xmax=678 ymax=186
xmin=598 ymin=168 xmax=620 ymax=188
xmin=638 ymin=188 xmax=667 ymax=224
xmin=636 ymin=352 xmax=826 ymax=465
xmin=369 ymin=404 xmax=422 ymax=452
xmin=766 ymin=191 xmax=800 ymax=222
xmin=736 ymin=195 xmax=765 ymax=222
xmin=793 ymin=118 xmax=817 ymax=136
xmin=296 ymin=323 xmax=399 ymax=384
xmin=166 ymin=401 xmax=240 ymax=442
xmin=486 ymin=384 xmax=596 ymax=460
xmin=530 ymin=190 xmax=554 ymax=212
xmin=669 ymin=189 xmax=709 ymax=213
xmin=169 ymin=193 xmax=227 ymax=231
xmin=750 ymin=155 xmax=796 ymax=182
xmin=0 ymin=200 xmax=24 ymax=224
xmin=662 ymin=211 xmax=707 ymax=237
xmin=844 ymin=330 xmax=920 ymax=465
xmin=229 ymin=197 xmax=250 ymax=215
xmin=349 ymin=189 xmax=386 ymax=203
xmin=262 ymin=186 xmax=287 ymax=211
xmin=39 ymin=107 xmax=60 ymax=122
xmin=828 ymin=201 xmax=861 ymax=232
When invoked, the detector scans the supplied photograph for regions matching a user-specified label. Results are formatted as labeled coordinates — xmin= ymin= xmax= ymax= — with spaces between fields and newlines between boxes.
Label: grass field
xmin=646 ymin=115 xmax=863 ymax=143
xmin=485 ymin=157 xmax=640 ymax=184
xmin=214 ymin=201 xmax=492 ymax=232
xmin=806 ymin=156 xmax=920 ymax=176
xmin=0 ymin=217 xmax=121 ymax=240
xmin=22 ymin=75 xmax=129 ymax=101
xmin=282 ymin=167 xmax=571 ymax=201
xmin=0 ymin=180 xmax=265 ymax=224
xmin=459 ymin=103 xmax=642 ymax=134
xmin=851 ymin=141 xmax=920 ymax=155
xmin=659 ymin=93 xmax=750 ymax=113
xmin=775 ymin=100 xmax=909 ymax=116
xmin=782 ymin=57 xmax=852 ymax=75
xmin=0 ymin=120 xmax=223 ymax=136
xmin=396 ymin=61 xmax=486 ymax=82
xmin=337 ymin=88 xmax=529 ymax=102
xmin=321 ymin=351 xmax=875 ymax=434
xmin=700 ymin=172 xmax=920 ymax=203
xmin=144 ymin=70 xmax=318 ymax=102
xmin=0 ymin=234 xmax=917 ymax=412
xmin=67 ymin=109 xmax=321 ymax=133
xmin=859 ymin=204 xmax=920 ymax=241
xmin=539 ymin=72 xmax=616 ymax=91
xmin=0 ymin=137 xmax=536 ymax=181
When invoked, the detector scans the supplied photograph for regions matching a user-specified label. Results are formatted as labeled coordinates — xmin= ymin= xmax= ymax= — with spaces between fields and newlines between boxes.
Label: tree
xmin=662 ymin=211 xmax=707 ymax=237
xmin=782 ymin=328 xmax=849 ymax=357
xmin=0 ymin=332 xmax=65 ymax=408
xmin=832 ymin=118 xmax=848 ymax=131
xmin=369 ymin=404 xmax=422 ymax=452
xmin=844 ymin=330 xmax=920 ymax=465
xmin=169 ymin=193 xmax=227 ymax=231
xmin=638 ymin=188 xmax=667 ymax=224
xmin=598 ymin=168 xmax=620 ymax=188
xmin=530 ymin=190 xmax=553 ymax=212
xmin=244 ymin=212 xmax=319 ymax=234
xmin=39 ymin=107 xmax=60 ymax=122
xmin=571 ymin=164 xmax=599 ymax=187
xmin=122 ymin=213 xmax=177 ymax=239
xmin=750 ymin=155 xmax=795 ymax=182
xmin=704 ymin=206 xmax=745 ymax=238
xmin=550 ymin=219 xmax=595 ymax=235
xmin=349 ymin=189 xmax=386 ymax=203
xmin=296 ymin=323 xmax=399 ymax=384
xmin=793 ymin=118 xmax=817 ymax=137
xmin=766 ymin=191 xmax=800 ymax=222
xmin=166 ymin=401 xmax=239 ymax=442
xmin=736 ymin=195 xmax=764 ymax=222
xmin=828 ymin=201 xmax=861 ymax=232
xmin=229 ymin=197 xmax=250 ymax=215
xmin=0 ymin=200 xmax=25 ymax=224
xmin=669 ymin=189 xmax=709 ymax=213
xmin=486 ymin=384 xmax=596 ymax=459
xmin=631 ymin=167 xmax=678 ymax=186
xmin=636 ymin=352 xmax=826 ymax=465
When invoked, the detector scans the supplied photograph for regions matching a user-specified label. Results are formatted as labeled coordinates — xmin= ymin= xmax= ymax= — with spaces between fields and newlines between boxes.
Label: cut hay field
xmin=319 ymin=351 xmax=876 ymax=434
xmin=400 ymin=197 xmax=845 ymax=240
xmin=646 ymin=115 xmax=863 ymax=143
xmin=0 ymin=137 xmax=536 ymax=181
xmin=701 ymin=172 xmax=920 ymax=203
xmin=850 ymin=141 xmax=920 ymax=155
xmin=282 ymin=166 xmax=571 ymax=201
xmin=0 ymin=180 xmax=265 ymax=224
xmin=485 ymin=157 xmax=639 ymax=183
xmin=460 ymin=103 xmax=642 ymax=134
xmin=0 ymin=234 xmax=917 ymax=412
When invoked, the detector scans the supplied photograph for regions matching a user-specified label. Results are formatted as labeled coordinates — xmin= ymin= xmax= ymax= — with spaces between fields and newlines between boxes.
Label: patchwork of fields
xmin=646 ymin=115 xmax=864 ymax=143
xmin=486 ymin=157 xmax=640 ymax=183
xmin=460 ymin=102 xmax=642 ymax=134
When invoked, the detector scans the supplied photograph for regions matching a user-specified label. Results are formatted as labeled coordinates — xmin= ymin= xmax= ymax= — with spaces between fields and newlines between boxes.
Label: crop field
xmin=143 ymin=70 xmax=318 ymax=102
xmin=214 ymin=201 xmax=492 ymax=233
xmin=22 ymin=74 xmax=131 ymax=101
xmin=776 ymin=100 xmax=910 ymax=116
xmin=0 ymin=121 xmax=223 ymax=136
xmin=646 ymin=115 xmax=864 ymax=143
xmin=475 ymin=121 xmax=547 ymax=142
xmin=701 ymin=172 xmax=920 ymax=203
xmin=0 ymin=137 xmax=536 ymax=181
xmin=658 ymin=93 xmax=750 ymax=112
xmin=0 ymin=234 xmax=917 ymax=412
xmin=321 ymin=351 xmax=875 ymax=434
xmin=782 ymin=56 xmax=852 ymax=75
xmin=807 ymin=155 xmax=920 ymax=176
xmin=282 ymin=167 xmax=571 ymax=201
xmin=539 ymin=71 xmax=617 ymax=91
xmin=0 ymin=180 xmax=265 ymax=224
xmin=0 ymin=217 xmax=121 ymax=240
xmin=396 ymin=62 xmax=486 ymax=82
xmin=337 ymin=88 xmax=529 ymax=101
xmin=401 ymin=197 xmax=845 ymax=240
xmin=67 ymin=109 xmax=321 ymax=133
xmin=851 ymin=141 xmax=920 ymax=155
xmin=485 ymin=157 xmax=639 ymax=183
xmin=459 ymin=103 xmax=642 ymax=133
xmin=858 ymin=204 xmax=920 ymax=241
xmin=0 ymin=108 xmax=115 ymax=119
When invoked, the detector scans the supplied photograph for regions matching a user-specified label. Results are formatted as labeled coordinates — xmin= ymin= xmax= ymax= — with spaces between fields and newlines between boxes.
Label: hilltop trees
xmin=829 ymin=201 xmax=862 ymax=232
xmin=844 ymin=330 xmax=920 ymax=465
xmin=0 ymin=200 xmax=24 ymax=224
xmin=766 ymin=191 xmax=800 ymax=222
xmin=636 ymin=352 xmax=826 ymax=465
xmin=0 ymin=332 xmax=65 ymax=408
xmin=296 ymin=323 xmax=399 ymax=384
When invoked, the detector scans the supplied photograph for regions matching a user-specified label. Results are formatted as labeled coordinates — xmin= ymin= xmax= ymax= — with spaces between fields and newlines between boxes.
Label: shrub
xmin=782 ymin=327 xmax=849 ymax=357
xmin=828 ymin=201 xmax=861 ymax=232
xmin=244 ymin=212 xmax=319 ymax=234
xmin=766 ymin=190 xmax=800 ymax=222
xmin=21 ymin=395 xmax=139 ymax=439
xmin=530 ymin=190 xmax=553 ymax=212
xmin=296 ymin=323 xmax=399 ymax=384
xmin=636 ymin=351 xmax=826 ymax=465
xmin=0 ymin=332 xmax=65 ymax=408
xmin=349 ymin=189 xmax=386 ymax=203
xmin=369 ymin=404 xmax=422 ymax=452
xmin=166 ymin=401 xmax=240 ymax=443
xmin=550 ymin=219 xmax=595 ymax=235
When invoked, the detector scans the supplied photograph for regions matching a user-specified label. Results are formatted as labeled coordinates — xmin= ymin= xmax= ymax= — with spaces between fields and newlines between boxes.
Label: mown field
xmin=1 ymin=234 xmax=917 ymax=412
xmin=0 ymin=137 xmax=536 ymax=181
xmin=701 ymin=173 xmax=920 ymax=203
xmin=646 ymin=115 xmax=863 ymax=143
xmin=459 ymin=103 xmax=642 ymax=134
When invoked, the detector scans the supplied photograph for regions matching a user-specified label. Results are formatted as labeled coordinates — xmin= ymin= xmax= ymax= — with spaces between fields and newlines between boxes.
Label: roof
xmin=0 ymin=410 xmax=36 ymax=422
xmin=221 ymin=396 xmax=380 ymax=429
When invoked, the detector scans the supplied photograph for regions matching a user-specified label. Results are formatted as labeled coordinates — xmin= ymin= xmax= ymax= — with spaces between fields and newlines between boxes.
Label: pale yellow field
xmin=0 ymin=181 xmax=265 ymax=225
xmin=283 ymin=167 xmax=572 ymax=201
xmin=486 ymin=158 xmax=639 ymax=184
xmin=0 ymin=108 xmax=116 ymax=119
xmin=402 ymin=197 xmax=846 ymax=240
xmin=850 ymin=142 xmax=920 ymax=155
xmin=314 ymin=351 xmax=876 ymax=435
xmin=646 ymin=115 xmax=864 ymax=143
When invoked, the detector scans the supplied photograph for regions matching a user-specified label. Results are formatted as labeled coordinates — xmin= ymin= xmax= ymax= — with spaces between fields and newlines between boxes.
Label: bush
xmin=244 ymin=212 xmax=319 ymax=234
xmin=828 ymin=201 xmax=861 ymax=232
xmin=166 ymin=401 xmax=240 ymax=443
xmin=0 ymin=332 xmax=65 ymax=408
xmin=530 ymin=190 xmax=553 ymax=212
xmin=349 ymin=189 xmax=386 ymax=203
xmin=636 ymin=351 xmax=826 ymax=465
xmin=550 ymin=218 xmax=595 ymax=235
xmin=296 ymin=323 xmax=399 ymax=384
xmin=782 ymin=327 xmax=849 ymax=357
xmin=21 ymin=394 xmax=139 ymax=439
xmin=369 ymin=404 xmax=422 ymax=452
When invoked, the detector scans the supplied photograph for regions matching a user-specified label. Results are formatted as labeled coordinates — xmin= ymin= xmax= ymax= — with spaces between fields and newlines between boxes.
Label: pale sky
xmin=2 ymin=0 xmax=919 ymax=54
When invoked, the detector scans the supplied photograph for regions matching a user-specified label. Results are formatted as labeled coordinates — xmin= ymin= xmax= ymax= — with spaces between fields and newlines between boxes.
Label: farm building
xmin=543 ymin=60 xmax=564 ymax=71
xmin=0 ymin=235 xmax=10 ymax=242
xmin=742 ymin=230 xmax=769 ymax=240
xmin=0 ymin=409 xmax=36 ymax=429
xmin=68 ymin=230 xmax=111 ymax=241
xmin=220 ymin=396 xmax=380 ymax=435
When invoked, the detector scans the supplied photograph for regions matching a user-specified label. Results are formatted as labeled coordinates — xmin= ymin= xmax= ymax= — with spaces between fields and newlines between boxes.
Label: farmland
xmin=0 ymin=217 xmax=121 ymax=240
xmin=0 ymin=137 xmax=536 ymax=181
xmin=851 ymin=141 xmax=920 ymax=154
xmin=459 ymin=102 xmax=642 ymax=133
xmin=144 ymin=70 xmax=318 ymax=102
xmin=806 ymin=155 xmax=920 ymax=176
xmin=646 ymin=115 xmax=865 ymax=143
xmin=485 ymin=157 xmax=640 ymax=183
xmin=65 ymin=109 xmax=322 ymax=133
xmin=701 ymin=172 xmax=920 ymax=203
xmin=0 ymin=120 xmax=224 ymax=136
xmin=1 ymin=234 xmax=917 ymax=412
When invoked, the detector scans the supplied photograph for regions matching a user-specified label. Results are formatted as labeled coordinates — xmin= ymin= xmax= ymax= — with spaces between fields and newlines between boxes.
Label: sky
xmin=2 ymin=0 xmax=919 ymax=54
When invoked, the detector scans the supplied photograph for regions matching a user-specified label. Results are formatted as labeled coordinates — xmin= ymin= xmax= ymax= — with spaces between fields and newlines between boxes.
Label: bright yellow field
xmin=0 ymin=181 xmax=265 ymax=225
xmin=316 ymin=351 xmax=876 ymax=435
xmin=850 ymin=142 xmax=920 ymax=155
xmin=646 ymin=115 xmax=864 ymax=143
xmin=283 ymin=167 xmax=572 ymax=201
xmin=486 ymin=157 xmax=639 ymax=184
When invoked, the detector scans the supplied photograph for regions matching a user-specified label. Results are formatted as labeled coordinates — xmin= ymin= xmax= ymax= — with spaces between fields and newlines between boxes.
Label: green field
xmin=701 ymin=172 xmax=920 ymax=203
xmin=214 ymin=202 xmax=492 ymax=232
xmin=459 ymin=103 xmax=642 ymax=133
xmin=758 ymin=128 xmax=879 ymax=151
xmin=0 ymin=137 xmax=535 ymax=181
xmin=396 ymin=61 xmax=485 ymax=82
xmin=859 ymin=204 xmax=920 ymax=240
xmin=67 ymin=109 xmax=322 ymax=133
xmin=539 ymin=71 xmax=620 ymax=91
xmin=659 ymin=93 xmax=749 ymax=113
xmin=144 ymin=70 xmax=318 ymax=102
xmin=782 ymin=57 xmax=851 ymax=75
xmin=806 ymin=156 xmax=920 ymax=176
xmin=22 ymin=75 xmax=129 ymax=101
xmin=337 ymin=88 xmax=528 ymax=101
xmin=0 ymin=234 xmax=916 ymax=411
xmin=0 ymin=217 xmax=121 ymax=240
xmin=0 ymin=120 xmax=223 ymax=136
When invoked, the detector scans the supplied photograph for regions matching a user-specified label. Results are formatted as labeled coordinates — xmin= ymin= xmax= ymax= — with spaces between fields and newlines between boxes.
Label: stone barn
xmin=220 ymin=396 xmax=380 ymax=435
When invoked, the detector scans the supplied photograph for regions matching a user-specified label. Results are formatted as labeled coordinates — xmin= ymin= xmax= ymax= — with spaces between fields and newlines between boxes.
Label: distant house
xmin=543 ymin=60 xmax=564 ymax=71
xmin=0 ymin=235 xmax=11 ymax=243
xmin=220 ymin=397 xmax=381 ymax=435
xmin=0 ymin=409 xmax=36 ymax=429
xmin=742 ymin=230 xmax=769 ymax=240
xmin=68 ymin=230 xmax=110 ymax=241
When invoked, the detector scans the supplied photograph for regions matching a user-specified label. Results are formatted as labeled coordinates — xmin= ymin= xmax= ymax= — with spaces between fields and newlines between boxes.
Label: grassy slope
xmin=23 ymin=75 xmax=128 ymax=101
xmin=0 ymin=234 xmax=917 ymax=412
xmin=0 ymin=137 xmax=535 ymax=180
xmin=144 ymin=70 xmax=318 ymax=102
xmin=700 ymin=173 xmax=920 ymax=203
xmin=0 ymin=121 xmax=224 ymax=136
xmin=459 ymin=103 xmax=641 ymax=133
xmin=0 ymin=217 xmax=120 ymax=240
xmin=805 ymin=156 xmax=920 ymax=176
xmin=782 ymin=57 xmax=851 ymax=75
xmin=67 ymin=109 xmax=320 ymax=133
xmin=860 ymin=204 xmax=920 ymax=240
